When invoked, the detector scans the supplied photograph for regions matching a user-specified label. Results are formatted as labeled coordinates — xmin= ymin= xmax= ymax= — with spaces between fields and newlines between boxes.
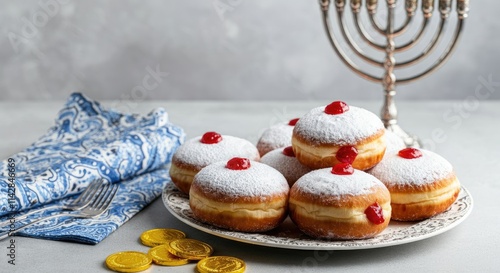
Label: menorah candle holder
xmin=319 ymin=0 xmax=469 ymax=147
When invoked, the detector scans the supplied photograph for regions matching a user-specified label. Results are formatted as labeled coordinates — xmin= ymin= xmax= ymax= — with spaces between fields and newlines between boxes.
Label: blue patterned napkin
xmin=0 ymin=93 xmax=185 ymax=244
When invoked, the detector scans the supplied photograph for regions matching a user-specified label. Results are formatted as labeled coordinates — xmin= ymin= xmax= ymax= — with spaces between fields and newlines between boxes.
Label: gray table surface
xmin=0 ymin=100 xmax=497 ymax=273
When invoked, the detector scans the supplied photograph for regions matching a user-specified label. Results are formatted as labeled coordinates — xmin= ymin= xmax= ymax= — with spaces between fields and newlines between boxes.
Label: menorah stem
xmin=381 ymin=0 xmax=397 ymax=125
xmin=381 ymin=90 xmax=397 ymax=126
xmin=381 ymin=89 xmax=421 ymax=147
xmin=381 ymin=0 xmax=421 ymax=147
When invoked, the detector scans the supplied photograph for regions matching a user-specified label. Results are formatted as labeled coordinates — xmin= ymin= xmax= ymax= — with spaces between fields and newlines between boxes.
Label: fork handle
xmin=0 ymin=204 xmax=62 ymax=229
xmin=0 ymin=212 xmax=75 ymax=241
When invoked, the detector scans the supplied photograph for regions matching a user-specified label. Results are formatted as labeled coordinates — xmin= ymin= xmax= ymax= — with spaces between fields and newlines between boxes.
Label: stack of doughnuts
xmin=168 ymin=101 xmax=462 ymax=240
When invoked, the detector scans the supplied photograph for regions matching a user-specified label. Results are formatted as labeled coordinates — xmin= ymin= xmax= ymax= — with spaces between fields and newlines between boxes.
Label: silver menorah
xmin=319 ymin=0 xmax=469 ymax=147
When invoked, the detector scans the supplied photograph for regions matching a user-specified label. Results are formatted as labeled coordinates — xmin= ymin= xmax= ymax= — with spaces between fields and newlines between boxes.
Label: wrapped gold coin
xmin=148 ymin=244 xmax=189 ymax=266
xmin=197 ymin=256 xmax=246 ymax=273
xmin=140 ymin=228 xmax=186 ymax=247
xmin=167 ymin=239 xmax=214 ymax=260
xmin=105 ymin=251 xmax=152 ymax=273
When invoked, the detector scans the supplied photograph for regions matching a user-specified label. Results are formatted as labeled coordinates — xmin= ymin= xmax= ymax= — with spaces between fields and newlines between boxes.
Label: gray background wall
xmin=1 ymin=0 xmax=498 ymax=101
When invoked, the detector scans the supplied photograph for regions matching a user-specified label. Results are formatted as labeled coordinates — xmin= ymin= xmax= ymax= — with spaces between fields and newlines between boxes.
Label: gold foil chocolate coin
xmin=105 ymin=251 xmax=152 ymax=273
xmin=140 ymin=228 xmax=186 ymax=247
xmin=167 ymin=239 xmax=214 ymax=260
xmin=148 ymin=244 xmax=189 ymax=266
xmin=197 ymin=256 xmax=246 ymax=273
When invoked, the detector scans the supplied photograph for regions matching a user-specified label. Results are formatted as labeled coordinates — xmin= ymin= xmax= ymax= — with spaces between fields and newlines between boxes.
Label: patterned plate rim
xmin=162 ymin=183 xmax=473 ymax=250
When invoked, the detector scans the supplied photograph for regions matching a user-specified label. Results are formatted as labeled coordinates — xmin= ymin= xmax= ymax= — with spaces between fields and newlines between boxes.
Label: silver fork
xmin=0 ymin=178 xmax=105 ymax=228
xmin=0 ymin=182 xmax=119 ymax=241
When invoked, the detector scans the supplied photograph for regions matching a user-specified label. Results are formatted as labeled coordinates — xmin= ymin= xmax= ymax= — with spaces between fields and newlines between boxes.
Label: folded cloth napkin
xmin=0 ymin=93 xmax=185 ymax=244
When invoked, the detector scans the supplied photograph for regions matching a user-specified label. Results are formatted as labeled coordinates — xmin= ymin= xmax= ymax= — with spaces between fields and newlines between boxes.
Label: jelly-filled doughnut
xmin=257 ymin=118 xmax=299 ymax=156
xmin=369 ymin=148 xmax=460 ymax=221
xmin=189 ymin=158 xmax=289 ymax=232
xmin=292 ymin=101 xmax=386 ymax=170
xmin=289 ymin=163 xmax=391 ymax=239
xmin=169 ymin=132 xmax=260 ymax=195
xmin=260 ymin=146 xmax=311 ymax=187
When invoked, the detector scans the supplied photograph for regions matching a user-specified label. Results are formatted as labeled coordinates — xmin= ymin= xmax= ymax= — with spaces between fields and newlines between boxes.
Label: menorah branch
xmin=393 ymin=15 xmax=413 ymax=36
xmin=337 ymin=8 xmax=385 ymax=67
xmin=353 ymin=2 xmax=429 ymax=53
xmin=368 ymin=13 xmax=388 ymax=35
xmin=394 ymin=17 xmax=430 ymax=52
xmin=397 ymin=17 xmax=465 ymax=84
xmin=353 ymin=13 xmax=386 ymax=50
xmin=393 ymin=0 xmax=418 ymax=36
xmin=321 ymin=4 xmax=382 ymax=83
xmin=395 ymin=18 xmax=446 ymax=68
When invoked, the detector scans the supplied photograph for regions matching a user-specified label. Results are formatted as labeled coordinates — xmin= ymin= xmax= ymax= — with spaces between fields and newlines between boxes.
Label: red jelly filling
xmin=398 ymin=147 xmax=422 ymax=159
xmin=282 ymin=146 xmax=295 ymax=157
xmin=226 ymin=157 xmax=251 ymax=170
xmin=288 ymin=118 xmax=299 ymax=126
xmin=200 ymin=131 xmax=223 ymax=144
xmin=331 ymin=163 xmax=354 ymax=175
xmin=364 ymin=203 xmax=385 ymax=225
xmin=336 ymin=146 xmax=358 ymax=164
xmin=324 ymin=101 xmax=349 ymax=115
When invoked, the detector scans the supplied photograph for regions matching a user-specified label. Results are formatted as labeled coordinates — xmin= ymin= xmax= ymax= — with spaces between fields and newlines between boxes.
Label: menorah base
xmin=385 ymin=123 xmax=421 ymax=148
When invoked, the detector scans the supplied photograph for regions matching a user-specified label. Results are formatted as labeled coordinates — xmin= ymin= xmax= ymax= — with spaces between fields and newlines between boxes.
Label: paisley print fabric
xmin=0 ymin=93 xmax=184 ymax=244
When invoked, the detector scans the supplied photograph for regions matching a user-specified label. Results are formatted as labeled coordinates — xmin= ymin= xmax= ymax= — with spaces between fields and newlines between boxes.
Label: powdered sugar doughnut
xmin=169 ymin=132 xmax=260 ymax=194
xmin=260 ymin=146 xmax=312 ymax=187
xmin=292 ymin=101 xmax=386 ymax=170
xmin=289 ymin=163 xmax=391 ymax=239
xmin=369 ymin=148 xmax=460 ymax=221
xmin=384 ymin=130 xmax=406 ymax=155
xmin=189 ymin=158 xmax=289 ymax=232
xmin=257 ymin=118 xmax=299 ymax=156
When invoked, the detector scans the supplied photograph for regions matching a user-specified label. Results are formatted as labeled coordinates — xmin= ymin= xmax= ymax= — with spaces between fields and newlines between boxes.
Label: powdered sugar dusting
xmin=384 ymin=130 xmax=406 ymax=155
xmin=173 ymin=135 xmax=259 ymax=168
xmin=369 ymin=149 xmax=453 ymax=186
xmin=260 ymin=148 xmax=312 ymax=185
xmin=293 ymin=168 xmax=385 ymax=197
xmin=293 ymin=105 xmax=384 ymax=146
xmin=257 ymin=122 xmax=294 ymax=155
xmin=193 ymin=161 xmax=289 ymax=197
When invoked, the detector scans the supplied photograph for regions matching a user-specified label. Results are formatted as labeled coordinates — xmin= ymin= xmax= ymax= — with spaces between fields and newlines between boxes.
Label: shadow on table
xmin=211 ymin=233 xmax=452 ymax=272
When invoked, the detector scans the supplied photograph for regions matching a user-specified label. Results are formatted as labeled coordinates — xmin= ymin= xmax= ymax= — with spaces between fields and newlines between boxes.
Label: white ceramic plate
xmin=162 ymin=183 xmax=473 ymax=250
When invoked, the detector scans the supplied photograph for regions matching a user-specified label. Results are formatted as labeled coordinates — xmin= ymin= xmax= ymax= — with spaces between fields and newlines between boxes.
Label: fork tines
xmin=88 ymin=183 xmax=119 ymax=211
